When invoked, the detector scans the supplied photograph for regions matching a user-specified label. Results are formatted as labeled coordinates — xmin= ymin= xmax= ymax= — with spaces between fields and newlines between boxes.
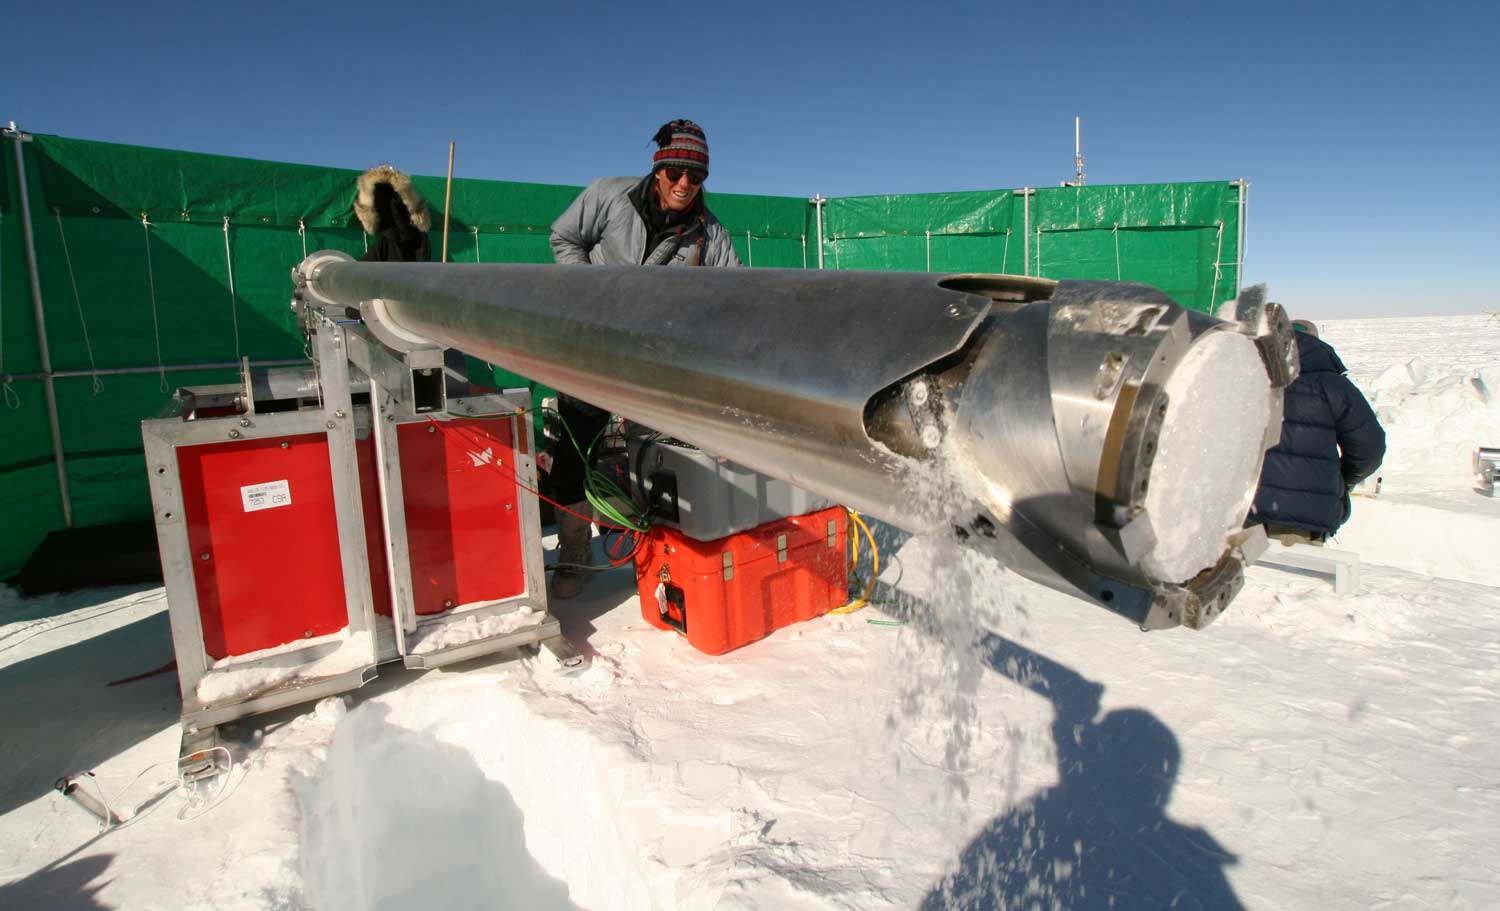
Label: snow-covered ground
xmin=2 ymin=314 xmax=1497 ymax=910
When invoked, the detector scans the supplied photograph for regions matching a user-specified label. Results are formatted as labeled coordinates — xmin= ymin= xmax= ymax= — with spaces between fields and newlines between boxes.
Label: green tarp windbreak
xmin=0 ymin=131 xmax=1242 ymax=578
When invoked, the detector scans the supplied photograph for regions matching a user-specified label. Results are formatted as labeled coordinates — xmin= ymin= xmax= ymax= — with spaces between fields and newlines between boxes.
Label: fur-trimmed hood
xmin=354 ymin=165 xmax=431 ymax=234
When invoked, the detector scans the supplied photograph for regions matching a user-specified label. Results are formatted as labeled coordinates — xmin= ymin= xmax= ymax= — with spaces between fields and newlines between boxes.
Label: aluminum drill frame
xmin=143 ymin=317 xmax=380 ymax=735
xmin=145 ymin=312 xmax=568 ymax=758
xmin=344 ymin=324 xmax=555 ymax=669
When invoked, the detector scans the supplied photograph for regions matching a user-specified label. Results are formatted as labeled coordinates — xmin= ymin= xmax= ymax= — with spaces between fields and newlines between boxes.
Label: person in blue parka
xmin=1248 ymin=319 xmax=1386 ymax=542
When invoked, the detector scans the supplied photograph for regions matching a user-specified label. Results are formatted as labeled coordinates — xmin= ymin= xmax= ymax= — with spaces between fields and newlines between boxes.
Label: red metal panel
xmin=177 ymin=434 xmax=350 ymax=659
xmin=356 ymin=437 xmax=393 ymax=618
xmin=398 ymin=418 xmax=527 ymax=616
xmin=634 ymin=506 xmax=849 ymax=655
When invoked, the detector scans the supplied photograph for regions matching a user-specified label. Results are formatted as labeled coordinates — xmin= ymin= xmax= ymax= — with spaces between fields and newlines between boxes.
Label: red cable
xmin=606 ymin=529 xmax=643 ymax=566
xmin=107 ymin=659 xmax=177 ymax=687
xmin=424 ymin=415 xmax=635 ymax=531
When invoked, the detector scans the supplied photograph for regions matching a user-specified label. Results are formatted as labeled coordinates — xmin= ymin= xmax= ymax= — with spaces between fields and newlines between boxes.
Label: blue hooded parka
xmin=1249 ymin=331 xmax=1386 ymax=535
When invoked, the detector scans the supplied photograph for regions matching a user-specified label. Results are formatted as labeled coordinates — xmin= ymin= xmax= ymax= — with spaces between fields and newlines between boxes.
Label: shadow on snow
xmin=870 ymin=523 xmax=1246 ymax=910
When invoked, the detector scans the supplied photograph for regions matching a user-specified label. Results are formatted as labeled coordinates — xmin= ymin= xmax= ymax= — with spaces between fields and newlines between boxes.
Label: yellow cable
xmin=837 ymin=512 xmax=877 ymax=612
xmin=857 ymin=513 xmax=879 ymax=606
xmin=847 ymin=507 xmax=861 ymax=574
xmin=830 ymin=509 xmax=880 ymax=614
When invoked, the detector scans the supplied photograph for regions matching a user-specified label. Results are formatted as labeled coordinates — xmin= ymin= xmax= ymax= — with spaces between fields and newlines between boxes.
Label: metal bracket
xmin=344 ymin=325 xmax=445 ymax=417
xmin=178 ymin=725 xmax=227 ymax=785
xmin=358 ymin=298 xmax=444 ymax=357
xmin=290 ymin=249 xmax=355 ymax=314
xmin=541 ymin=635 xmax=589 ymax=675
xmin=237 ymin=356 xmax=256 ymax=416
xmin=1227 ymin=287 xmax=1299 ymax=393
xmin=1476 ymin=446 xmax=1500 ymax=496
xmin=1258 ymin=539 xmax=1360 ymax=597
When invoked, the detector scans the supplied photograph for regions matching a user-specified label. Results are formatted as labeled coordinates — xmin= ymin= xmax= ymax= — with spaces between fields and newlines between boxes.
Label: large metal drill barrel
xmin=294 ymin=253 xmax=1292 ymax=630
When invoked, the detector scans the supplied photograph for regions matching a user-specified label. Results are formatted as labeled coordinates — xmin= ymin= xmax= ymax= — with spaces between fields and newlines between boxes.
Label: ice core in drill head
xmin=1139 ymin=330 xmax=1271 ymax=583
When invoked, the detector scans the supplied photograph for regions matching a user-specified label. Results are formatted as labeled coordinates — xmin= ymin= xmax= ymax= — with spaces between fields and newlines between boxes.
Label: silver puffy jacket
xmin=550 ymin=176 xmax=742 ymax=267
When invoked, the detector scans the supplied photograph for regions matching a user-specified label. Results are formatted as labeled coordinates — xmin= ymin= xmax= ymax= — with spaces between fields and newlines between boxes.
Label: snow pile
xmin=294 ymin=689 xmax=580 ymax=911
xmin=196 ymin=630 xmax=374 ymax=705
xmin=1321 ymin=314 xmax=1500 ymax=584
xmin=1325 ymin=314 xmax=1500 ymax=509
xmin=408 ymin=604 xmax=542 ymax=655
xmin=1141 ymin=330 xmax=1271 ymax=582
xmin=1364 ymin=360 xmax=1498 ymax=491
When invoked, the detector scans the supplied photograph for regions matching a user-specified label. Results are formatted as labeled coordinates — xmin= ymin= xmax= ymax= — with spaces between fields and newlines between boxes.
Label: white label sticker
xmin=241 ymin=479 xmax=293 ymax=513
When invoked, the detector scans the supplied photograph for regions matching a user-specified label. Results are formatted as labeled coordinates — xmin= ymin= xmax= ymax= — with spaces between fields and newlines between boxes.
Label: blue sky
xmin=6 ymin=0 xmax=1497 ymax=318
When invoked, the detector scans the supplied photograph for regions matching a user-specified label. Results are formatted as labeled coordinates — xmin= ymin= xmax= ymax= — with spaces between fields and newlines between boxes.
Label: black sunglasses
xmin=661 ymin=167 xmax=706 ymax=186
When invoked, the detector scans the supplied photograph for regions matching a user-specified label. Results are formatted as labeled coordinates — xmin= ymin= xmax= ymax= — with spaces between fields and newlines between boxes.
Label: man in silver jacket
xmin=550 ymin=121 xmax=741 ymax=267
xmin=547 ymin=120 xmax=741 ymax=597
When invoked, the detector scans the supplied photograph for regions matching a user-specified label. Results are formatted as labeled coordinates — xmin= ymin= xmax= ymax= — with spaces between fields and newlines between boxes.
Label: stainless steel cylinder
xmin=251 ymin=365 xmax=368 ymax=403
xmin=294 ymin=253 xmax=1292 ymax=629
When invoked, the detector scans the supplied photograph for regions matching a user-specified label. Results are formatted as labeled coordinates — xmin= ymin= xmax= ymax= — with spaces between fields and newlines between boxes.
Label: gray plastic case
xmin=627 ymin=429 xmax=835 ymax=542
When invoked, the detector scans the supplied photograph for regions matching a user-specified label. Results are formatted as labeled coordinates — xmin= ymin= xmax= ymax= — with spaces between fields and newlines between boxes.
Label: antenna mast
xmin=1071 ymin=116 xmax=1087 ymax=187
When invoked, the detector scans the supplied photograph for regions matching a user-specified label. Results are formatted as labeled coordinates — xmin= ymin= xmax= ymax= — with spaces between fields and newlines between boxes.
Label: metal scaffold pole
xmin=5 ymin=358 xmax=306 ymax=383
xmin=5 ymin=121 xmax=73 ymax=527
xmin=1021 ymin=188 xmax=1032 ymax=276
xmin=1233 ymin=179 xmax=1250 ymax=287
xmin=811 ymin=195 xmax=827 ymax=269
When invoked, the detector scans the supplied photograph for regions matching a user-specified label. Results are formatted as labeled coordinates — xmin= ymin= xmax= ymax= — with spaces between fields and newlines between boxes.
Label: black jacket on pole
xmin=1249 ymin=331 xmax=1386 ymax=536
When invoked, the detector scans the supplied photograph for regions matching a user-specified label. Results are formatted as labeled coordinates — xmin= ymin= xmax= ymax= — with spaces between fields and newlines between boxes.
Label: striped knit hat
xmin=651 ymin=120 xmax=710 ymax=176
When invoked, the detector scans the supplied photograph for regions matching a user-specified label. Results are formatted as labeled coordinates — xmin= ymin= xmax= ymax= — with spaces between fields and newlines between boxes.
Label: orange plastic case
xmin=634 ymin=506 xmax=848 ymax=655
